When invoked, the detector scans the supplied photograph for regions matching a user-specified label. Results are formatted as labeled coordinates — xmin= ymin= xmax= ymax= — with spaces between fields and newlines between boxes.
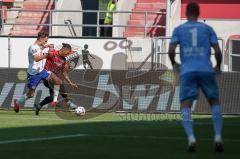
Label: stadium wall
xmin=52 ymin=0 xmax=83 ymax=36
xmin=181 ymin=0 xmax=240 ymax=19
xmin=0 ymin=37 xmax=8 ymax=68
xmin=126 ymin=37 xmax=153 ymax=70
xmin=0 ymin=69 xmax=239 ymax=114
xmin=0 ymin=36 xmax=238 ymax=114
xmin=113 ymin=0 xmax=137 ymax=37
xmin=0 ymin=36 xmax=225 ymax=71
xmin=167 ymin=0 xmax=240 ymax=45
xmin=0 ymin=37 xmax=127 ymax=69
xmin=166 ymin=0 xmax=181 ymax=36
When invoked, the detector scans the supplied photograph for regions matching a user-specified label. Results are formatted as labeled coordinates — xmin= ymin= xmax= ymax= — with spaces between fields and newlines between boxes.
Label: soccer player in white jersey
xmin=168 ymin=3 xmax=223 ymax=152
xmin=13 ymin=31 xmax=62 ymax=112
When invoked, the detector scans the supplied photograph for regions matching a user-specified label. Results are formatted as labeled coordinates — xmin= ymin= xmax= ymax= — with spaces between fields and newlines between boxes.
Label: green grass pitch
xmin=0 ymin=110 xmax=239 ymax=159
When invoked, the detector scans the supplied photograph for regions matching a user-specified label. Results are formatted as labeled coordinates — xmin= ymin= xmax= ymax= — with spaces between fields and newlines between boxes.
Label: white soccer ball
xmin=74 ymin=106 xmax=86 ymax=116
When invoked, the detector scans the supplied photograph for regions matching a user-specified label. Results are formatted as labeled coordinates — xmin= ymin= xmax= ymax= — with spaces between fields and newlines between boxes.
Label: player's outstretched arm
xmin=43 ymin=44 xmax=54 ymax=49
xmin=87 ymin=51 xmax=95 ymax=59
xmin=168 ymin=43 xmax=177 ymax=65
xmin=34 ymin=44 xmax=53 ymax=62
xmin=62 ymin=63 xmax=78 ymax=88
xmin=168 ymin=43 xmax=180 ymax=71
xmin=89 ymin=53 xmax=95 ymax=59
xmin=33 ymin=53 xmax=48 ymax=62
xmin=212 ymin=43 xmax=222 ymax=70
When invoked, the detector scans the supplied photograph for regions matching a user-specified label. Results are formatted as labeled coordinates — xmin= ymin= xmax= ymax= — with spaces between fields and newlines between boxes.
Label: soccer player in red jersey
xmin=34 ymin=43 xmax=78 ymax=115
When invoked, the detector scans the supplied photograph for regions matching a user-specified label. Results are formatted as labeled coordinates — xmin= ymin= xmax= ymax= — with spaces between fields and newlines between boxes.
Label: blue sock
xmin=181 ymin=107 xmax=195 ymax=139
xmin=211 ymin=104 xmax=223 ymax=137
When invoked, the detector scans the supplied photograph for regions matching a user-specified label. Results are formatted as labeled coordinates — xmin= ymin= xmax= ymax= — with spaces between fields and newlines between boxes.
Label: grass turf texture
xmin=0 ymin=110 xmax=239 ymax=159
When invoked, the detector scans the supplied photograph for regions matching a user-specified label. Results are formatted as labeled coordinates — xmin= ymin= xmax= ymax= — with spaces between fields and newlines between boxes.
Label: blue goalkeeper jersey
xmin=170 ymin=21 xmax=218 ymax=75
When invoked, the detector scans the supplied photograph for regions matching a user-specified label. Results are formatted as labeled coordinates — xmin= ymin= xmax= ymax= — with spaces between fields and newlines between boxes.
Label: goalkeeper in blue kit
xmin=168 ymin=2 xmax=223 ymax=152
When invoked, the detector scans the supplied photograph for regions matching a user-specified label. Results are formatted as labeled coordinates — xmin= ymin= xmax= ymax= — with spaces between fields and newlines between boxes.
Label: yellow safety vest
xmin=104 ymin=0 xmax=116 ymax=24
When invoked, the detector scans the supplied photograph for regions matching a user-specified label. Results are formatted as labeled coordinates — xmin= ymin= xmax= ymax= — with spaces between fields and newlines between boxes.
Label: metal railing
xmin=0 ymin=9 xmax=3 ymax=32
xmin=226 ymin=39 xmax=240 ymax=72
xmin=228 ymin=54 xmax=240 ymax=72
xmin=0 ymin=8 xmax=166 ymax=37
xmin=64 ymin=19 xmax=77 ymax=37
xmin=153 ymin=37 xmax=226 ymax=71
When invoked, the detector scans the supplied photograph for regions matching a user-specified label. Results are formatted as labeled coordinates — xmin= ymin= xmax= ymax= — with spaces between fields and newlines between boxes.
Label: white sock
xmin=17 ymin=94 xmax=28 ymax=105
xmin=188 ymin=135 xmax=196 ymax=144
xmin=67 ymin=100 xmax=77 ymax=109
xmin=214 ymin=134 xmax=222 ymax=142
xmin=53 ymin=85 xmax=60 ymax=102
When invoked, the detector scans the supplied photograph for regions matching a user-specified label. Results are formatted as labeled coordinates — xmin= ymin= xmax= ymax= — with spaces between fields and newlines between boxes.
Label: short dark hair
xmin=84 ymin=44 xmax=88 ymax=49
xmin=186 ymin=2 xmax=199 ymax=17
xmin=62 ymin=43 xmax=72 ymax=50
xmin=37 ymin=31 xmax=49 ymax=40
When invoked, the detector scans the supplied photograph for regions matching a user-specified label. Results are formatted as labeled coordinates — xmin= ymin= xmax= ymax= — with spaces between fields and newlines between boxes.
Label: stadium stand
xmin=0 ymin=0 xmax=239 ymax=39
xmin=9 ymin=0 xmax=54 ymax=36
xmin=0 ymin=0 xmax=15 ymax=22
xmin=181 ymin=0 xmax=240 ymax=19
xmin=123 ymin=0 xmax=166 ymax=37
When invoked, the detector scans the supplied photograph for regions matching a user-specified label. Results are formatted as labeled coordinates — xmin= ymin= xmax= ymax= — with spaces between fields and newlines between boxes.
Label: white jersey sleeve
xmin=27 ymin=44 xmax=46 ymax=75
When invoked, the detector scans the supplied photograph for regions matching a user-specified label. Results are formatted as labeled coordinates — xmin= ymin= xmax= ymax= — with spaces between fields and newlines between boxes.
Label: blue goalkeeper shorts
xmin=180 ymin=72 xmax=219 ymax=102
xmin=27 ymin=69 xmax=50 ymax=89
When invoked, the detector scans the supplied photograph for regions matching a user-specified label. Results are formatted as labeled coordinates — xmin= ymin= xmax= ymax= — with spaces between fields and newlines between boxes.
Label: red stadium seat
xmin=2 ymin=0 xmax=15 ymax=2
xmin=9 ymin=0 xmax=55 ymax=36
xmin=123 ymin=0 xmax=167 ymax=37
xmin=1 ymin=0 xmax=15 ymax=22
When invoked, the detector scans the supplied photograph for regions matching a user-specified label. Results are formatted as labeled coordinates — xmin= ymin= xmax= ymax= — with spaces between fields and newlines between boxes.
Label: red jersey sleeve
xmin=47 ymin=50 xmax=57 ymax=60
xmin=44 ymin=50 xmax=65 ymax=77
xmin=45 ymin=50 xmax=58 ymax=70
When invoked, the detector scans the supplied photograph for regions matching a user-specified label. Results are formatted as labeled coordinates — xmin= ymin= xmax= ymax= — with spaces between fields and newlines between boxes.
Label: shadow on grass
xmin=0 ymin=114 xmax=239 ymax=159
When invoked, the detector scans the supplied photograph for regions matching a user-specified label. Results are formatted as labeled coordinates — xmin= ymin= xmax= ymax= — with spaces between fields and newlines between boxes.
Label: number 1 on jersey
xmin=190 ymin=28 xmax=197 ymax=47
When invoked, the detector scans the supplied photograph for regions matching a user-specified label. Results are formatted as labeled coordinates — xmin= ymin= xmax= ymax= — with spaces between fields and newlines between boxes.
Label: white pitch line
xmin=0 ymin=116 xmax=121 ymax=122
xmin=0 ymin=133 xmax=240 ymax=145
xmin=0 ymin=116 xmax=63 ymax=121
xmin=0 ymin=134 xmax=86 ymax=144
